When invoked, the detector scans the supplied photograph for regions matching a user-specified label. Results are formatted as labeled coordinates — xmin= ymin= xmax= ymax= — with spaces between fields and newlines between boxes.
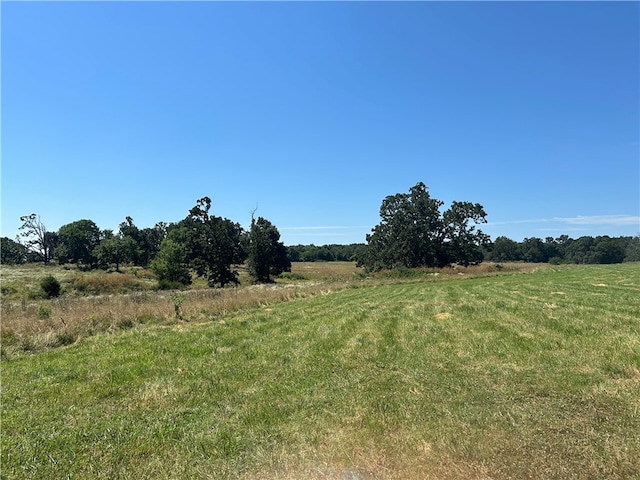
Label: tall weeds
xmin=0 ymin=261 xmax=536 ymax=358
xmin=0 ymin=282 xmax=336 ymax=358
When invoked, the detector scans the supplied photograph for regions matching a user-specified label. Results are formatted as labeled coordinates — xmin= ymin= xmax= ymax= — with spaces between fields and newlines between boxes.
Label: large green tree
xmin=247 ymin=216 xmax=291 ymax=283
xmin=117 ymin=217 xmax=166 ymax=267
xmin=56 ymin=219 xmax=102 ymax=267
xmin=93 ymin=232 xmax=138 ymax=271
xmin=625 ymin=234 xmax=640 ymax=262
xmin=150 ymin=238 xmax=192 ymax=287
xmin=486 ymin=236 xmax=521 ymax=262
xmin=175 ymin=197 xmax=246 ymax=287
xmin=359 ymin=182 xmax=489 ymax=271
xmin=1 ymin=237 xmax=28 ymax=265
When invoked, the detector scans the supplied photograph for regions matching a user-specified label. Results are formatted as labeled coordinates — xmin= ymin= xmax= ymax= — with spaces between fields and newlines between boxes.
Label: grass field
xmin=1 ymin=262 xmax=371 ymax=357
xmin=1 ymin=263 xmax=639 ymax=479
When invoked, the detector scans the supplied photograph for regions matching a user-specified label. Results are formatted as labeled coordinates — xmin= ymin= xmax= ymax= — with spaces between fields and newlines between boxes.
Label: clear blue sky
xmin=2 ymin=1 xmax=639 ymax=245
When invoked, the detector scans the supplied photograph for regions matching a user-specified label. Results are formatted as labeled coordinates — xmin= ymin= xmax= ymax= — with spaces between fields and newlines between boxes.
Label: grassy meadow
xmin=1 ymin=262 xmax=639 ymax=479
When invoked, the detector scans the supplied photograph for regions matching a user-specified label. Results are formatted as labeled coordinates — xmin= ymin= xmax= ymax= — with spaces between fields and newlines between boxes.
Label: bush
xmin=40 ymin=275 xmax=61 ymax=298
xmin=157 ymin=279 xmax=188 ymax=291
xmin=150 ymin=240 xmax=192 ymax=287
xmin=37 ymin=304 xmax=52 ymax=319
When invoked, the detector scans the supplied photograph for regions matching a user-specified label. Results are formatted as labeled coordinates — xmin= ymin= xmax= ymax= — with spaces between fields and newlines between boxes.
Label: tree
xmin=18 ymin=214 xmax=57 ymax=264
xmin=114 ymin=217 xmax=164 ymax=267
xmin=177 ymin=197 xmax=246 ymax=287
xmin=591 ymin=236 xmax=626 ymax=264
xmin=301 ymin=245 xmax=334 ymax=262
xmin=1 ymin=237 xmax=28 ymax=264
xmin=56 ymin=219 xmax=102 ymax=267
xmin=247 ymin=216 xmax=291 ymax=283
xmin=564 ymin=236 xmax=596 ymax=264
xmin=287 ymin=243 xmax=365 ymax=262
xmin=625 ymin=234 xmax=640 ymax=262
xmin=138 ymin=223 xmax=167 ymax=267
xmin=359 ymin=182 xmax=489 ymax=271
xmin=486 ymin=236 xmax=521 ymax=262
xmin=150 ymin=239 xmax=192 ymax=288
xmin=116 ymin=217 xmax=143 ymax=265
xmin=93 ymin=234 xmax=137 ymax=271
xmin=441 ymin=201 xmax=491 ymax=266
xmin=521 ymin=237 xmax=550 ymax=263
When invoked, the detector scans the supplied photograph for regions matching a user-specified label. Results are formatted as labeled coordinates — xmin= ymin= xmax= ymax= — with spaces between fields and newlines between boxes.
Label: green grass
xmin=2 ymin=264 xmax=639 ymax=479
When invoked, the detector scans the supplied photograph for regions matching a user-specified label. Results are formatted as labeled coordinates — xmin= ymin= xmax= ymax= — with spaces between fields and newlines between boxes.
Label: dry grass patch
xmin=1 ymin=279 xmax=354 ymax=357
xmin=289 ymin=261 xmax=364 ymax=281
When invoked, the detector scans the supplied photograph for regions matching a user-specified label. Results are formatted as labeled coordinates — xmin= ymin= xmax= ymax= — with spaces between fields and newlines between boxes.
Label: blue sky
xmin=2 ymin=1 xmax=638 ymax=245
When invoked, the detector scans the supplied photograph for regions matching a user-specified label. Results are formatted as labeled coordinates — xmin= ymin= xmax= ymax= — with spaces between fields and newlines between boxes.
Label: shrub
xmin=157 ymin=279 xmax=188 ymax=291
xmin=382 ymin=267 xmax=428 ymax=279
xmin=40 ymin=275 xmax=61 ymax=298
xmin=37 ymin=304 xmax=52 ymax=319
xmin=150 ymin=240 xmax=192 ymax=287
xmin=1 ymin=284 xmax=18 ymax=296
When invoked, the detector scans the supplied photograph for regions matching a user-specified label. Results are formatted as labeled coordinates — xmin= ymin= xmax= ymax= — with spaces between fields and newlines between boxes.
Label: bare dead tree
xmin=18 ymin=214 xmax=57 ymax=264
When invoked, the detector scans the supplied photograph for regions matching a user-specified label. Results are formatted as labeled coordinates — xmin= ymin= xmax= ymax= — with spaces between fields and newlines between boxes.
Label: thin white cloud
xmin=486 ymin=218 xmax=550 ymax=226
xmin=554 ymin=215 xmax=640 ymax=226
xmin=487 ymin=215 xmax=639 ymax=227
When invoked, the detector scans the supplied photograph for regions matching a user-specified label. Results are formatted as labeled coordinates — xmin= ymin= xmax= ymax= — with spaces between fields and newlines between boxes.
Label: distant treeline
xmin=2 ymin=188 xmax=639 ymax=275
xmin=287 ymin=243 xmax=366 ymax=262
xmin=8 ymin=184 xmax=636 ymax=278
xmin=482 ymin=235 xmax=640 ymax=265
xmin=4 ymin=234 xmax=637 ymax=268
xmin=287 ymin=235 xmax=640 ymax=265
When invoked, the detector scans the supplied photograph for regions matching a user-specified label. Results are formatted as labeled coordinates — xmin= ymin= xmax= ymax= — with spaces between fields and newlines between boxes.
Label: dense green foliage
xmin=1 ymin=237 xmax=28 ymax=265
xmin=10 ymin=188 xmax=637 ymax=285
xmin=117 ymin=217 xmax=166 ymax=267
xmin=485 ymin=234 xmax=640 ymax=264
xmin=39 ymin=275 xmax=61 ymax=298
xmin=55 ymin=219 xmax=102 ymax=267
xmin=170 ymin=197 xmax=246 ymax=287
xmin=287 ymin=243 xmax=365 ymax=262
xmin=150 ymin=239 xmax=192 ymax=288
xmin=93 ymin=234 xmax=137 ymax=272
xmin=359 ymin=182 xmax=490 ymax=271
xmin=247 ymin=216 xmax=291 ymax=282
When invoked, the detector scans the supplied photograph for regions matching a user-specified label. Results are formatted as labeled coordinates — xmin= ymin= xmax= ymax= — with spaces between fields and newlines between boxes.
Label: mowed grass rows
xmin=2 ymin=264 xmax=639 ymax=479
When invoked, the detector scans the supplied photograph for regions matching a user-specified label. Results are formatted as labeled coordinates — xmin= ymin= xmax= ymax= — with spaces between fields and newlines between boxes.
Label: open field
xmin=1 ymin=263 xmax=639 ymax=478
xmin=1 ymin=262 xmax=369 ymax=357
xmin=0 ymin=262 xmax=526 ymax=357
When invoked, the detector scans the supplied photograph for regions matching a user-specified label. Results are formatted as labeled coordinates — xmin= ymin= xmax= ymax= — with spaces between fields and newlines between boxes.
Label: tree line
xmin=280 ymin=235 xmax=640 ymax=265
xmin=2 ymin=197 xmax=291 ymax=287
xmin=287 ymin=244 xmax=365 ymax=262
xmin=483 ymin=234 xmax=640 ymax=264
xmin=3 ymin=184 xmax=639 ymax=281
